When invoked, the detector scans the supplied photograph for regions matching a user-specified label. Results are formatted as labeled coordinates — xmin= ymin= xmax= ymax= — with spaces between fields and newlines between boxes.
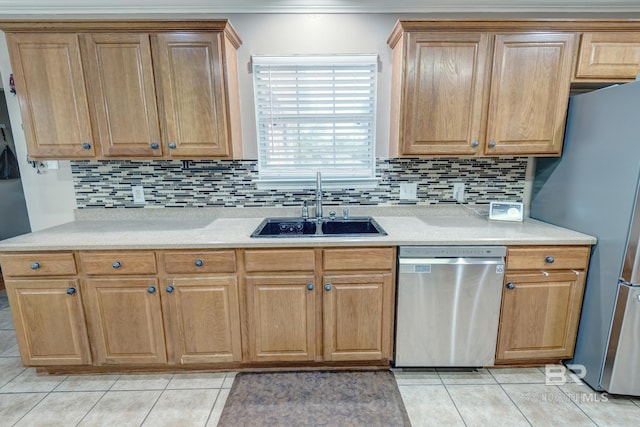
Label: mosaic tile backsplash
xmin=71 ymin=158 xmax=527 ymax=209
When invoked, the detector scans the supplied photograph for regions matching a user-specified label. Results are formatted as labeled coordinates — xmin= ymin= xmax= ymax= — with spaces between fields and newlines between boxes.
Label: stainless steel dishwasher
xmin=395 ymin=246 xmax=506 ymax=367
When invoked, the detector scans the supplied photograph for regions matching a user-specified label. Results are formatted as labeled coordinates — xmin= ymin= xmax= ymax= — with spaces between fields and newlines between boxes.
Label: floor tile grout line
xmin=139 ymin=374 xmax=174 ymax=427
xmin=488 ymin=368 xmax=533 ymax=427
xmin=203 ymin=387 xmax=223 ymax=427
xmin=73 ymin=390 xmax=109 ymax=427
xmin=441 ymin=382 xmax=469 ymax=427
xmin=10 ymin=388 xmax=52 ymax=427
xmin=555 ymin=382 xmax=602 ymax=427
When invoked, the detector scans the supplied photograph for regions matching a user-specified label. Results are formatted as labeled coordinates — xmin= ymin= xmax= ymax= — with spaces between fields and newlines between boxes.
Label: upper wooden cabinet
xmin=574 ymin=32 xmax=640 ymax=81
xmin=82 ymin=33 xmax=162 ymax=158
xmin=2 ymin=20 xmax=243 ymax=160
xmin=6 ymin=33 xmax=95 ymax=158
xmin=389 ymin=21 xmax=576 ymax=157
xmin=486 ymin=33 xmax=575 ymax=156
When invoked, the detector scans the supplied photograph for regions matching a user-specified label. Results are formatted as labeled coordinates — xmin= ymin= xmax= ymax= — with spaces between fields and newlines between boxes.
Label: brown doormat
xmin=218 ymin=370 xmax=411 ymax=426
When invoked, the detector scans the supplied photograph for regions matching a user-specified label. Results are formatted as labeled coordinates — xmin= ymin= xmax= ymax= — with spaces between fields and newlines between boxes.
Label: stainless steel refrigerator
xmin=531 ymin=81 xmax=640 ymax=395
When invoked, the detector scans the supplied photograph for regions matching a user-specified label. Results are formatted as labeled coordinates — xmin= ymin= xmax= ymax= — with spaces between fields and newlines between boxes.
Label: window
xmin=252 ymin=55 xmax=378 ymax=187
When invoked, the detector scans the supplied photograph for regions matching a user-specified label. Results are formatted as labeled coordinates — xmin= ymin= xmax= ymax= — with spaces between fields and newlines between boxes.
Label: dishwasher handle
xmin=399 ymin=257 xmax=505 ymax=266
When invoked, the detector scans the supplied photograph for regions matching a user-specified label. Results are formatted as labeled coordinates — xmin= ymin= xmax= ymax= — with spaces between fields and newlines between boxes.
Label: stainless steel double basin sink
xmin=250 ymin=217 xmax=387 ymax=238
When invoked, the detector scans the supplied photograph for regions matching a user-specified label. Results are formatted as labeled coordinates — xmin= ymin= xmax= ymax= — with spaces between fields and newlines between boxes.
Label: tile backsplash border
xmin=71 ymin=158 xmax=527 ymax=209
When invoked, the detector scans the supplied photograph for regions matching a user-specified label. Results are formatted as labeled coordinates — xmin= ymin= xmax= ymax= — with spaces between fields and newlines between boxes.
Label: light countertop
xmin=0 ymin=206 xmax=596 ymax=251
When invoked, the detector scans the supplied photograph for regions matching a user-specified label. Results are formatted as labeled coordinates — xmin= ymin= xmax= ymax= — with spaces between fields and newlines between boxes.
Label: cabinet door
xmin=5 ymin=279 xmax=91 ymax=366
xmin=163 ymin=276 xmax=241 ymax=364
xmin=82 ymin=33 xmax=162 ymax=157
xmin=496 ymin=270 xmax=586 ymax=362
xmin=154 ymin=32 xmax=230 ymax=158
xmin=575 ymin=32 xmax=640 ymax=81
xmin=83 ymin=278 xmax=167 ymax=365
xmin=246 ymin=274 xmax=316 ymax=362
xmin=401 ymin=32 xmax=489 ymax=156
xmin=322 ymin=273 xmax=393 ymax=361
xmin=486 ymin=33 xmax=575 ymax=156
xmin=6 ymin=33 xmax=95 ymax=158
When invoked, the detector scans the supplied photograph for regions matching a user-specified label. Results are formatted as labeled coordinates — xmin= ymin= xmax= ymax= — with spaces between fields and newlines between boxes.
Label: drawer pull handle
xmin=324 ymin=283 xmax=332 ymax=291
xmin=66 ymin=287 xmax=76 ymax=295
xmin=168 ymin=142 xmax=177 ymax=149
xmin=150 ymin=142 xmax=159 ymax=150
xmin=471 ymin=140 xmax=479 ymax=148
xmin=488 ymin=140 xmax=496 ymax=148
xmin=307 ymin=283 xmax=314 ymax=291
xmin=147 ymin=286 xmax=156 ymax=294
xmin=112 ymin=261 xmax=122 ymax=269
xmin=194 ymin=259 xmax=204 ymax=267
xmin=545 ymin=256 xmax=555 ymax=264
xmin=30 ymin=262 xmax=41 ymax=270
xmin=166 ymin=285 xmax=175 ymax=294
xmin=505 ymin=282 xmax=515 ymax=290
xmin=82 ymin=142 xmax=92 ymax=150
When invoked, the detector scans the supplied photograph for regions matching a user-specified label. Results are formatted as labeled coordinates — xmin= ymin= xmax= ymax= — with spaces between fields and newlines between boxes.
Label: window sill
xmin=255 ymin=177 xmax=380 ymax=191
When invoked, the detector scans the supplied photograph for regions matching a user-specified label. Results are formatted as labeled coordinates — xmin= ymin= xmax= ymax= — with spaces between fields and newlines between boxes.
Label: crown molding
xmin=1 ymin=1 xmax=640 ymax=15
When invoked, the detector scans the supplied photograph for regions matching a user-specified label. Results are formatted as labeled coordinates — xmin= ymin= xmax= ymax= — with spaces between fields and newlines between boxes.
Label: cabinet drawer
xmin=244 ymin=249 xmax=315 ymax=272
xmin=506 ymin=246 xmax=590 ymax=271
xmin=323 ymin=248 xmax=395 ymax=271
xmin=163 ymin=250 xmax=236 ymax=274
xmin=80 ymin=251 xmax=157 ymax=275
xmin=0 ymin=253 xmax=77 ymax=277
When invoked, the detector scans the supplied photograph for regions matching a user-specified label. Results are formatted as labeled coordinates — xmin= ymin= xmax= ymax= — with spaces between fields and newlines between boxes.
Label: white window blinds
xmin=252 ymin=55 xmax=377 ymax=183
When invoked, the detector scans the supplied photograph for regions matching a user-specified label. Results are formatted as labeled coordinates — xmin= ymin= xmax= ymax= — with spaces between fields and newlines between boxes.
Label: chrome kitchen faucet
xmin=315 ymin=171 xmax=323 ymax=219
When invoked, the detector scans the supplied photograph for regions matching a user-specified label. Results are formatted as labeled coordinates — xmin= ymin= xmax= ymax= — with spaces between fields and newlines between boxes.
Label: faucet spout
xmin=315 ymin=171 xmax=323 ymax=219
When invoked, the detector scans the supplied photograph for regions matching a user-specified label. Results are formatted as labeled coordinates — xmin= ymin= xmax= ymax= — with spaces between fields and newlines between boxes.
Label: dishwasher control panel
xmin=399 ymin=245 xmax=507 ymax=258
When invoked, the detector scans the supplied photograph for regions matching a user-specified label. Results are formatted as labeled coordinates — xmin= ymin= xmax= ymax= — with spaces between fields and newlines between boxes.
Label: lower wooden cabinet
xmin=83 ymin=278 xmax=168 ymax=365
xmin=323 ymin=273 xmax=393 ymax=361
xmin=496 ymin=245 xmax=590 ymax=363
xmin=245 ymin=274 xmax=316 ymax=362
xmin=5 ymin=278 xmax=91 ymax=366
xmin=243 ymin=248 xmax=396 ymax=364
xmin=162 ymin=276 xmax=242 ymax=364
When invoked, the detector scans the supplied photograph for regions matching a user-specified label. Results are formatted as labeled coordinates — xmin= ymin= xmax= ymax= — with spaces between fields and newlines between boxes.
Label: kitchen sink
xmin=321 ymin=218 xmax=386 ymax=235
xmin=250 ymin=217 xmax=386 ymax=238
xmin=250 ymin=218 xmax=317 ymax=237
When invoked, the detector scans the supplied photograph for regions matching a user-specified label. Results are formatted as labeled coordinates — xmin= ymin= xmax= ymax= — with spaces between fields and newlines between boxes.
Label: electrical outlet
xmin=132 ymin=186 xmax=146 ymax=204
xmin=45 ymin=160 xmax=59 ymax=170
xmin=453 ymin=183 xmax=465 ymax=203
xmin=399 ymin=182 xmax=417 ymax=200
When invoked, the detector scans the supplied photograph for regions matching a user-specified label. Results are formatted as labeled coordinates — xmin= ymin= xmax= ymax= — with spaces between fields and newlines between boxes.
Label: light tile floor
xmin=1 ymin=290 xmax=639 ymax=426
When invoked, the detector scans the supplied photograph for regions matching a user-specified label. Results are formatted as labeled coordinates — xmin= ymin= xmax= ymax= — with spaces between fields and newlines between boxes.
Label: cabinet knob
xmin=166 ymin=285 xmax=175 ymax=294
xmin=66 ymin=287 xmax=77 ymax=295
xmin=168 ymin=142 xmax=177 ymax=149
xmin=194 ymin=259 xmax=204 ymax=267
xmin=471 ymin=140 xmax=479 ymax=148
xmin=488 ymin=141 xmax=496 ymax=148
xmin=506 ymin=282 xmax=516 ymax=290
xmin=147 ymin=286 xmax=157 ymax=294
xmin=150 ymin=142 xmax=159 ymax=150
xmin=545 ymin=256 xmax=555 ymax=264
xmin=30 ymin=262 xmax=41 ymax=270
xmin=307 ymin=283 xmax=314 ymax=291
xmin=324 ymin=283 xmax=332 ymax=291
xmin=112 ymin=261 xmax=122 ymax=269
xmin=82 ymin=142 xmax=92 ymax=150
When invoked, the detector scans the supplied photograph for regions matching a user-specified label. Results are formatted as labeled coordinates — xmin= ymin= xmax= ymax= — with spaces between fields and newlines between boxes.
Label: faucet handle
xmin=343 ymin=208 xmax=349 ymax=219
xmin=302 ymin=201 xmax=309 ymax=220
xmin=329 ymin=210 xmax=336 ymax=220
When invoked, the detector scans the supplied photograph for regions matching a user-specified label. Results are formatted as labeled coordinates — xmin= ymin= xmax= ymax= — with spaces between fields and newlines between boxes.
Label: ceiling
xmin=1 ymin=0 xmax=640 ymax=15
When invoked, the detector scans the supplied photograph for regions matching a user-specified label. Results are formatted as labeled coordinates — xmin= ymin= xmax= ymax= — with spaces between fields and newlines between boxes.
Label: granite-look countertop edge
xmin=0 ymin=212 xmax=597 ymax=252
